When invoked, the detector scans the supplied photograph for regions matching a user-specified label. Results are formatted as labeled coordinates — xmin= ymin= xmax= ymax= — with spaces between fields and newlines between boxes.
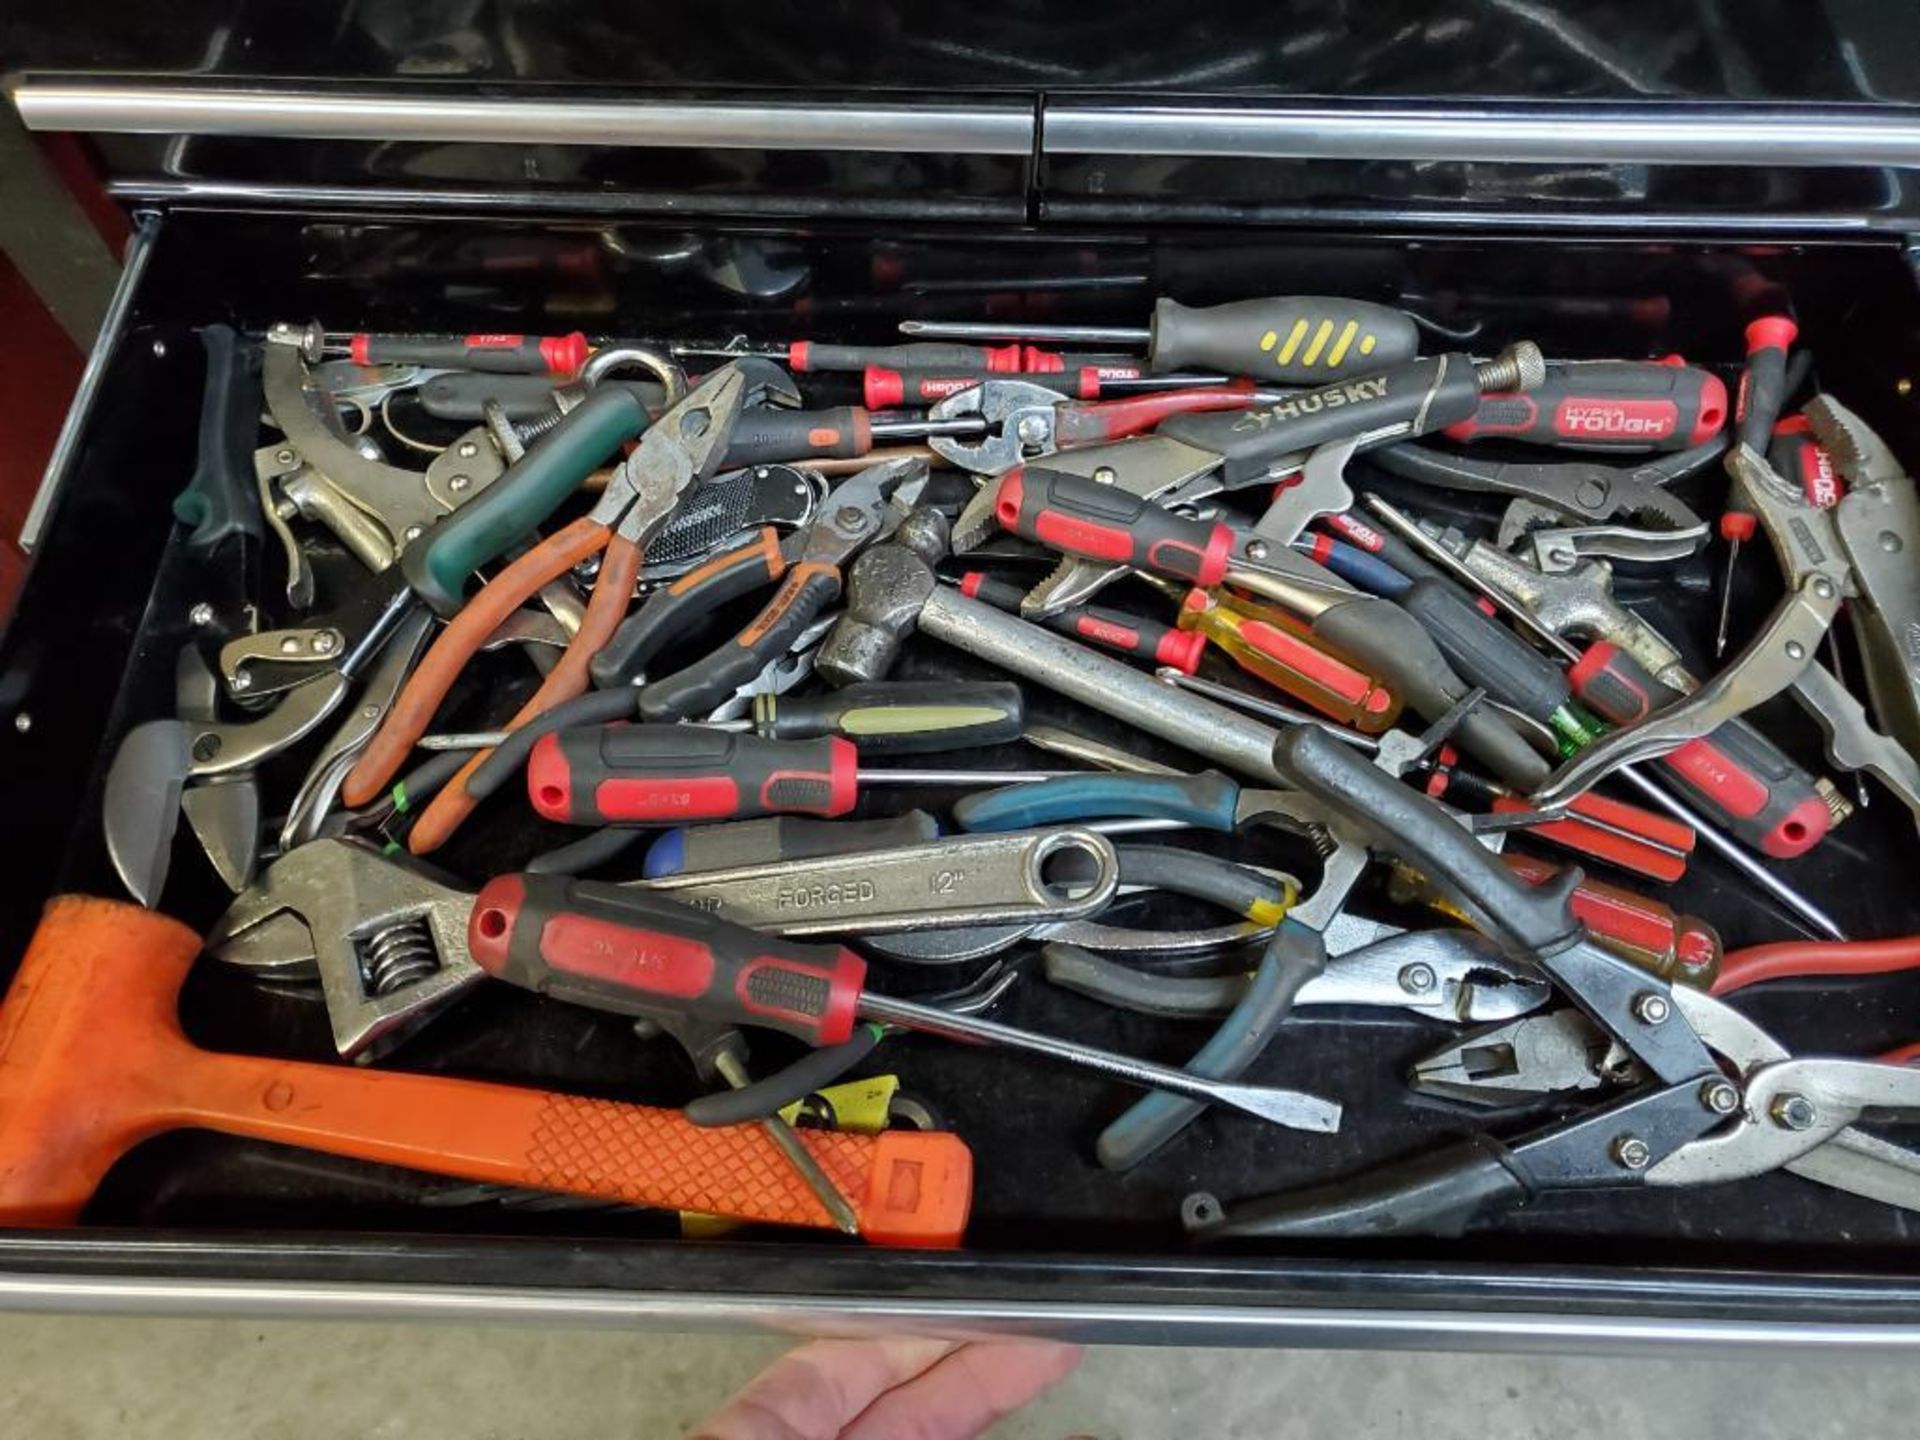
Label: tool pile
xmin=21 ymin=294 xmax=1920 ymax=1250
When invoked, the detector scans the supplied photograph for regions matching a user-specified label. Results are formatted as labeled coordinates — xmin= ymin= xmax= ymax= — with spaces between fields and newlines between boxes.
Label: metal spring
xmin=362 ymin=921 xmax=440 ymax=996
xmin=1305 ymin=823 xmax=1339 ymax=859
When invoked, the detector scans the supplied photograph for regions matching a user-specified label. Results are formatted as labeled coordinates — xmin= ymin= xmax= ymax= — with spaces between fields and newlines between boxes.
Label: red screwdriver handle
xmin=1567 ymin=641 xmax=1833 ymax=858
xmin=469 ymin=873 xmax=866 ymax=1044
xmin=349 ymin=330 xmax=590 ymax=377
xmin=1735 ymin=315 xmax=1798 ymax=452
xmin=996 ymin=467 xmax=1234 ymax=585
xmin=1444 ymin=360 xmax=1727 ymax=452
xmin=1052 ymin=384 xmax=1258 ymax=446
xmin=528 ymin=725 xmax=857 ymax=825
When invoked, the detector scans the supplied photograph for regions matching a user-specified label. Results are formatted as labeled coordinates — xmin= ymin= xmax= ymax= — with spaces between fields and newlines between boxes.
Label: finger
xmin=693 ymin=1338 xmax=959 ymax=1440
xmin=839 ymin=1340 xmax=1084 ymax=1440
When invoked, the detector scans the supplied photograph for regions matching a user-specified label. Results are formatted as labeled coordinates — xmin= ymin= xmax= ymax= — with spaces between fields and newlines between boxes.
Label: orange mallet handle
xmin=0 ymin=897 xmax=971 ymax=1248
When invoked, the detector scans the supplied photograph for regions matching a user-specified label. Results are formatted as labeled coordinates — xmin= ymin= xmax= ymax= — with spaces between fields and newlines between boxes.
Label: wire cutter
xmin=588 ymin=455 xmax=929 ymax=720
xmin=1367 ymin=435 xmax=1715 ymax=533
xmin=340 ymin=365 xmax=750 ymax=851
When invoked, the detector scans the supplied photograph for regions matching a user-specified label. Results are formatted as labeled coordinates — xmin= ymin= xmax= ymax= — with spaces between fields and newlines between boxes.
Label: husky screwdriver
xmin=902 ymin=296 xmax=1420 ymax=381
xmin=467 ymin=874 xmax=1342 ymax=1133
xmin=526 ymin=725 xmax=1067 ymax=825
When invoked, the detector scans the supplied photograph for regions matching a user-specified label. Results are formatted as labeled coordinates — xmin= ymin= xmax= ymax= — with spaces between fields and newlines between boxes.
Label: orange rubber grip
xmin=407 ymin=532 xmax=647 ymax=854
xmin=0 ymin=897 xmax=971 ymax=1246
xmin=342 ymin=516 xmax=610 ymax=808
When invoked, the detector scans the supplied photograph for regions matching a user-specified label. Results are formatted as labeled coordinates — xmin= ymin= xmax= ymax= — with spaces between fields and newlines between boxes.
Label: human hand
xmin=692 ymin=1336 xmax=1083 ymax=1439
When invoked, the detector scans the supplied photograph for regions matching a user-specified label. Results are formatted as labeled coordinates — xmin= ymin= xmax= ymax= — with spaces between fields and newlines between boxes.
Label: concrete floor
xmin=4 ymin=1313 xmax=1920 ymax=1437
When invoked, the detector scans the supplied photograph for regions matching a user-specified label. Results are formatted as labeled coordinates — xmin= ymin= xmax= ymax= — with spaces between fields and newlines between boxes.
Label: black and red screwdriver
xmin=1362 ymin=496 xmax=1845 ymax=868
xmin=673 ymin=339 xmax=1104 ymax=375
xmin=467 ymin=874 xmax=1343 ymax=1131
xmin=1717 ymin=316 xmax=1802 ymax=656
xmin=526 ymin=726 xmax=1065 ymax=826
xmin=317 ymin=327 xmax=592 ymax=378
xmin=1442 ymin=358 xmax=1728 ymax=453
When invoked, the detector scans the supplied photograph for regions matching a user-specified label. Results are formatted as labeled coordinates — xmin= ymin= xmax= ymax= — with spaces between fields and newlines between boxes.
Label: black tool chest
xmin=7 ymin=2 xmax=1920 ymax=1346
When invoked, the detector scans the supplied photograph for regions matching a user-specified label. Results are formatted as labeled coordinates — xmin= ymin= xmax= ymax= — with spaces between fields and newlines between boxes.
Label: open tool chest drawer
xmin=9 ymin=2 xmax=1920 ymax=1348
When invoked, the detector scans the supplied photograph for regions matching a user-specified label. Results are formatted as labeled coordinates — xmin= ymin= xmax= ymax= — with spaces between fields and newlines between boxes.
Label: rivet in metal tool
xmin=1398 ymin=963 xmax=1437 ymax=995
xmin=1700 ymin=1080 xmax=1740 ymax=1115
xmin=1632 ymin=992 xmax=1670 ymax=1025
xmin=1772 ymin=1094 xmax=1819 ymax=1131
xmin=1612 ymin=1135 xmax=1652 ymax=1170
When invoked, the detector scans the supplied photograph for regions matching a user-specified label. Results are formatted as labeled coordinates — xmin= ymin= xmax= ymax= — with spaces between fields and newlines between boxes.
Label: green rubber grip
xmin=402 ymin=385 xmax=651 ymax=616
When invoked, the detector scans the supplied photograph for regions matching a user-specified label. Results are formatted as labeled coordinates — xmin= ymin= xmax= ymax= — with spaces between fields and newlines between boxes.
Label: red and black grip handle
xmin=790 ymin=340 xmax=1035 ymax=374
xmin=589 ymin=529 xmax=788 ymax=690
xmin=1567 ymin=640 xmax=1834 ymax=858
xmin=722 ymin=407 xmax=874 ymax=466
xmin=994 ymin=467 xmax=1234 ymax=586
xmin=1735 ymin=315 xmax=1799 ymax=452
xmin=960 ymin=572 xmax=1205 ymax=672
xmin=863 ymin=364 xmax=1143 ymax=408
xmin=1770 ymin=416 xmax=1845 ymax=508
xmin=638 ymin=561 xmax=844 ymax=723
xmin=1443 ymin=360 xmax=1728 ymax=452
xmin=528 ymin=724 xmax=857 ymax=825
xmin=348 ymin=330 xmax=590 ymax=377
xmin=468 ymin=871 xmax=866 ymax=1044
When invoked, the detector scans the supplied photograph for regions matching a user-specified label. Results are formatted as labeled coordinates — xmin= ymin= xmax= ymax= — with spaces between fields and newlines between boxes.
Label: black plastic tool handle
xmin=1567 ymin=641 xmax=1834 ymax=858
xmin=722 ymin=407 xmax=873 ymax=465
xmin=1159 ymin=354 xmax=1481 ymax=482
xmin=469 ymin=871 xmax=866 ymax=1043
xmin=751 ymin=681 xmax=1025 ymax=753
xmin=1306 ymin=598 xmax=1551 ymax=789
xmin=1273 ymin=726 xmax=1581 ymax=957
xmin=528 ymin=725 xmax=855 ymax=825
xmin=790 ymin=340 xmax=1027 ymax=373
xmin=995 ymin=467 xmax=1233 ymax=586
xmin=591 ymin=529 xmax=787 ymax=690
xmin=1147 ymin=296 xmax=1419 ymax=379
xmin=639 ymin=560 xmax=844 ymax=722
xmin=1397 ymin=577 xmax=1574 ymax=725
xmin=1445 ymin=360 xmax=1728 ymax=453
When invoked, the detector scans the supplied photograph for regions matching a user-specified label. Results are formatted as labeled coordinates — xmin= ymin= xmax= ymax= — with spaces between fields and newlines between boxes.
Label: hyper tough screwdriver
xmin=1443 ymin=359 xmax=1728 ymax=453
xmin=526 ymin=726 xmax=1067 ymax=825
xmin=467 ymin=874 xmax=1343 ymax=1133
xmin=901 ymin=296 xmax=1420 ymax=380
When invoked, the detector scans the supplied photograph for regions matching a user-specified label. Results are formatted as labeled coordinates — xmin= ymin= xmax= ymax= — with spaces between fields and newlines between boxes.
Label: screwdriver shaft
xmin=856 ymin=991 xmax=1340 ymax=1132
xmin=900 ymin=319 xmax=1151 ymax=345
xmin=711 ymin=1050 xmax=861 ymax=1235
